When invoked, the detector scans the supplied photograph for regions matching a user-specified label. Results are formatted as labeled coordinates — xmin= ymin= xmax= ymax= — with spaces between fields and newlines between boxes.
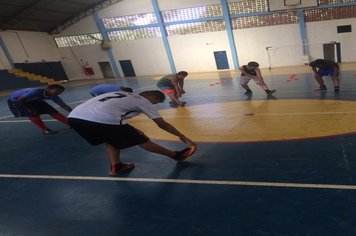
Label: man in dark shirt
xmin=309 ymin=59 xmax=340 ymax=92
xmin=239 ymin=61 xmax=275 ymax=96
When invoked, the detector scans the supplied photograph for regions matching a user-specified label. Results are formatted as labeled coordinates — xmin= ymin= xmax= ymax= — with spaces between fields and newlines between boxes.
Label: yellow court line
xmin=1 ymin=110 xmax=356 ymax=123
xmin=0 ymin=174 xmax=356 ymax=190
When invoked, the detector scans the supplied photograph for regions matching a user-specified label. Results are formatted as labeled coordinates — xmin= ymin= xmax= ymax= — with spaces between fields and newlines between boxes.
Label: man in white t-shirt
xmin=68 ymin=90 xmax=196 ymax=176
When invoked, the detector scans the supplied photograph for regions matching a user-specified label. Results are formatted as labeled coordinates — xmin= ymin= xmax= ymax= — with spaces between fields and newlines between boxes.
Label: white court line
xmin=0 ymin=173 xmax=355 ymax=190
xmin=0 ymin=115 xmax=14 ymax=119
xmin=0 ymin=119 xmax=57 ymax=123
xmin=67 ymin=99 xmax=87 ymax=105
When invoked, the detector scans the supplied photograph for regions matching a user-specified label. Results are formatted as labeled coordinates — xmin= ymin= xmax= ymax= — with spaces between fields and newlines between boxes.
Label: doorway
xmin=214 ymin=51 xmax=229 ymax=70
xmin=323 ymin=42 xmax=341 ymax=62
xmin=98 ymin=62 xmax=114 ymax=78
xmin=119 ymin=60 xmax=136 ymax=77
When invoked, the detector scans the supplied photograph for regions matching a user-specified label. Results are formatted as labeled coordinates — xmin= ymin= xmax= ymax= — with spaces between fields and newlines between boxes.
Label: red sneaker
xmin=174 ymin=146 xmax=197 ymax=162
xmin=109 ymin=163 xmax=135 ymax=176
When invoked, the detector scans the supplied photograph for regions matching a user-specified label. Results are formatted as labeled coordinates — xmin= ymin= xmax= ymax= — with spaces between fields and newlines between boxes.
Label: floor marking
xmin=1 ymin=87 xmax=356 ymax=120
xmin=67 ymin=100 xmax=87 ymax=105
xmin=132 ymin=85 xmax=156 ymax=91
xmin=1 ymin=110 xmax=356 ymax=123
xmin=0 ymin=115 xmax=14 ymax=120
xmin=0 ymin=119 xmax=57 ymax=123
xmin=0 ymin=174 xmax=356 ymax=190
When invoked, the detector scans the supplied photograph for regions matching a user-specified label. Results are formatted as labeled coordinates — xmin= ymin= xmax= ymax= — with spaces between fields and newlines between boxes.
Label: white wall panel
xmin=234 ymin=24 xmax=303 ymax=68
xmin=169 ymin=31 xmax=232 ymax=72
xmin=306 ymin=19 xmax=356 ymax=62
xmin=1 ymin=31 xmax=60 ymax=63
xmin=113 ymin=38 xmax=170 ymax=76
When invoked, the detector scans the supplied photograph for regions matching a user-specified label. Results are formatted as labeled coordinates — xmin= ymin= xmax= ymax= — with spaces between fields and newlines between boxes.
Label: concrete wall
xmin=307 ymin=18 xmax=356 ymax=63
xmin=0 ymin=31 xmax=60 ymax=64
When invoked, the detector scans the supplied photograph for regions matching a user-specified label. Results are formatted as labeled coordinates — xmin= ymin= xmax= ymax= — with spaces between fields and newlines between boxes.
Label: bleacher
xmin=0 ymin=70 xmax=45 ymax=91
xmin=15 ymin=62 xmax=69 ymax=82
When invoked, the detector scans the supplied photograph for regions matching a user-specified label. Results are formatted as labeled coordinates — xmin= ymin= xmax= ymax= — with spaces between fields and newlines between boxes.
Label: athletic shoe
xmin=43 ymin=129 xmax=58 ymax=134
xmin=169 ymin=101 xmax=179 ymax=107
xmin=266 ymin=89 xmax=276 ymax=95
xmin=109 ymin=163 xmax=135 ymax=176
xmin=174 ymin=147 xmax=195 ymax=162
xmin=320 ymin=85 xmax=327 ymax=91
xmin=334 ymin=87 xmax=340 ymax=93
xmin=244 ymin=90 xmax=253 ymax=95
xmin=179 ymin=101 xmax=186 ymax=107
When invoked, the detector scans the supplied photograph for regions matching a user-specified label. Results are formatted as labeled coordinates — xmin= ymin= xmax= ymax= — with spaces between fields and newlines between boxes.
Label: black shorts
xmin=68 ymin=118 xmax=149 ymax=149
xmin=8 ymin=100 xmax=59 ymax=117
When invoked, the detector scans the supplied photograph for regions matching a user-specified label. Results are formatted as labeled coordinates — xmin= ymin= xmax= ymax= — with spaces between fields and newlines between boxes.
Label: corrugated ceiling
xmin=0 ymin=0 xmax=122 ymax=34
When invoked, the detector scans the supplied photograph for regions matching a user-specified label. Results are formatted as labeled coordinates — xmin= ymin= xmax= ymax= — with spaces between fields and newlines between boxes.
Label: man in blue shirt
xmin=89 ymin=84 xmax=133 ymax=96
xmin=7 ymin=84 xmax=72 ymax=134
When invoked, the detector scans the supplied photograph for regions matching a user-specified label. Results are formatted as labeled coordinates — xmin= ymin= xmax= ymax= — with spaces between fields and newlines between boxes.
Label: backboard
xmin=269 ymin=0 xmax=318 ymax=11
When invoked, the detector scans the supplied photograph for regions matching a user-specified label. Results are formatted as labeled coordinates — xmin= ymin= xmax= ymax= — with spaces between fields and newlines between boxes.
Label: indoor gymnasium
xmin=1 ymin=0 xmax=356 ymax=235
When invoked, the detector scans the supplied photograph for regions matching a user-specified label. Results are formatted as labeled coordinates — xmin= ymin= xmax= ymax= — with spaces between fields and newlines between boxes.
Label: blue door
xmin=214 ymin=51 xmax=229 ymax=70
xmin=119 ymin=60 xmax=136 ymax=77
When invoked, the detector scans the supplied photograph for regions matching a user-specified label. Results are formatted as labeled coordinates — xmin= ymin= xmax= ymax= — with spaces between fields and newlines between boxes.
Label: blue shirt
xmin=8 ymin=88 xmax=65 ymax=106
xmin=89 ymin=84 xmax=121 ymax=96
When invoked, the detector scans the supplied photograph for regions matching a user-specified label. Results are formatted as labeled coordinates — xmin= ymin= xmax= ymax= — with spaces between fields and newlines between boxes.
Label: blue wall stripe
xmin=0 ymin=35 xmax=15 ymax=68
xmin=93 ymin=11 xmax=121 ymax=78
xmin=297 ymin=9 xmax=308 ymax=55
xmin=221 ymin=0 xmax=239 ymax=70
xmin=151 ymin=0 xmax=176 ymax=74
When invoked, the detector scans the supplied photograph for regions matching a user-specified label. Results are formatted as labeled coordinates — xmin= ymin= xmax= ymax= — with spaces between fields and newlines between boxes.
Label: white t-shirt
xmin=68 ymin=91 xmax=160 ymax=125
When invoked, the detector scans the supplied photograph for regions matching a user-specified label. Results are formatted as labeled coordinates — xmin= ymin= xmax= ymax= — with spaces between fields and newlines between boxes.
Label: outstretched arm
xmin=255 ymin=67 xmax=263 ymax=80
xmin=169 ymin=76 xmax=182 ymax=97
xmin=153 ymin=117 xmax=196 ymax=146
xmin=60 ymin=103 xmax=72 ymax=112
xmin=178 ymin=79 xmax=185 ymax=94
xmin=52 ymin=96 xmax=72 ymax=112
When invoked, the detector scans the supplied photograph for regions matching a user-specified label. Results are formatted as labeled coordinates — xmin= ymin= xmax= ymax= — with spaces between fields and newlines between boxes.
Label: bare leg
xmin=332 ymin=77 xmax=340 ymax=87
xmin=241 ymin=83 xmax=251 ymax=91
xmin=240 ymin=77 xmax=253 ymax=95
xmin=28 ymin=116 xmax=49 ymax=131
xmin=50 ymin=112 xmax=69 ymax=125
xmin=315 ymin=75 xmax=326 ymax=87
xmin=139 ymin=140 xmax=176 ymax=158
xmin=104 ymin=143 xmax=120 ymax=165
xmin=240 ymin=79 xmax=251 ymax=91
xmin=258 ymin=79 xmax=269 ymax=91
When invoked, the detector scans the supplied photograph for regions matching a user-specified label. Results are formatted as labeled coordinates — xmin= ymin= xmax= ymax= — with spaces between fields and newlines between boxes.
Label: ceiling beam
xmin=50 ymin=0 xmax=123 ymax=35
xmin=0 ymin=0 xmax=53 ymax=31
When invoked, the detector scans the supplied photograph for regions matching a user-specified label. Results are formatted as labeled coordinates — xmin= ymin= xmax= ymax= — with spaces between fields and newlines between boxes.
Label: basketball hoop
xmin=269 ymin=0 xmax=318 ymax=12
xmin=284 ymin=0 xmax=301 ymax=7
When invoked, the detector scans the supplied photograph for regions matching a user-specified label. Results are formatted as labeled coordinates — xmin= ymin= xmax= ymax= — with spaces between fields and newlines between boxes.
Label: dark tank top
xmin=241 ymin=65 xmax=257 ymax=76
